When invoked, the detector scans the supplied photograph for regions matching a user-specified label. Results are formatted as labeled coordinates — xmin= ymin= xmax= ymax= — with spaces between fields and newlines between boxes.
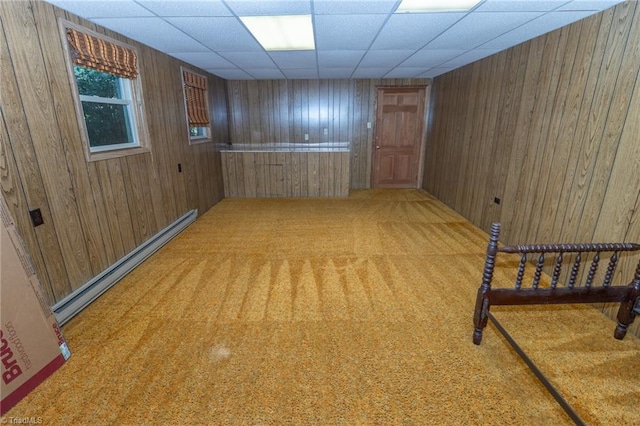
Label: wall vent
xmin=53 ymin=209 xmax=197 ymax=325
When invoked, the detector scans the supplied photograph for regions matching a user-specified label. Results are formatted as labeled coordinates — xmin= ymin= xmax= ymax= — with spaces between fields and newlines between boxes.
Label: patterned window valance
xmin=66 ymin=28 xmax=138 ymax=79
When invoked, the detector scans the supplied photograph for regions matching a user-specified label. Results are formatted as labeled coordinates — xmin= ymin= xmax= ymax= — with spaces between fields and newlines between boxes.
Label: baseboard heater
xmin=53 ymin=209 xmax=197 ymax=325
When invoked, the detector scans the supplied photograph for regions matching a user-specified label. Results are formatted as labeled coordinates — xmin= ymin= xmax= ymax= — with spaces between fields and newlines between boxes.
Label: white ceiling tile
xmin=426 ymin=11 xmax=545 ymax=49
xmin=245 ymin=69 xmax=287 ymax=79
xmin=475 ymin=0 xmax=572 ymax=12
xmin=556 ymin=0 xmax=625 ymax=11
xmin=481 ymin=10 xmax=595 ymax=49
xmin=169 ymin=52 xmax=235 ymax=68
xmin=315 ymin=14 xmax=388 ymax=50
xmin=269 ymin=51 xmax=317 ymax=68
xmin=208 ymin=69 xmax=255 ymax=79
xmin=137 ymin=0 xmax=233 ymax=17
xmin=439 ymin=49 xmax=503 ymax=67
xmin=224 ymin=0 xmax=311 ymax=16
xmin=359 ymin=50 xmax=415 ymax=67
xmin=417 ymin=67 xmax=457 ymax=78
xmin=351 ymin=67 xmax=394 ymax=78
xmin=317 ymin=51 xmax=366 ymax=68
xmin=218 ymin=52 xmax=278 ymax=68
xmin=384 ymin=67 xmax=426 ymax=78
xmin=400 ymin=49 xmax=468 ymax=67
xmin=371 ymin=13 xmax=466 ymax=50
xmin=318 ymin=67 xmax=356 ymax=78
xmin=281 ymin=69 xmax=320 ymax=79
xmin=46 ymin=0 xmax=154 ymax=18
xmin=313 ymin=0 xmax=398 ymax=15
xmin=166 ymin=17 xmax=263 ymax=51
xmin=92 ymin=17 xmax=207 ymax=52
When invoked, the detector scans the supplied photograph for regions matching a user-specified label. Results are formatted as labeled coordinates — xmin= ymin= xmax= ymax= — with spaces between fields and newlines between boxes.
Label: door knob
xmin=376 ymin=145 xmax=380 ymax=149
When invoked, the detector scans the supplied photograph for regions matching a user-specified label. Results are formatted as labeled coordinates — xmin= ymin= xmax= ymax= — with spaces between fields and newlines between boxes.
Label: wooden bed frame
xmin=473 ymin=223 xmax=640 ymax=345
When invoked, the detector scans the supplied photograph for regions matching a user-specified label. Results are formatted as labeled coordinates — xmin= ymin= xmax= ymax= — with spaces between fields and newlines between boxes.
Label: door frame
xmin=370 ymin=84 xmax=431 ymax=189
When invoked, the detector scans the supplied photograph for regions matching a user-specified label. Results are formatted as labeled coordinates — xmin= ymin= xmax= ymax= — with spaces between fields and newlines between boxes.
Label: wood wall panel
xmin=226 ymin=79 xmax=430 ymax=189
xmin=423 ymin=1 xmax=640 ymax=334
xmin=0 ymin=0 xmax=228 ymax=305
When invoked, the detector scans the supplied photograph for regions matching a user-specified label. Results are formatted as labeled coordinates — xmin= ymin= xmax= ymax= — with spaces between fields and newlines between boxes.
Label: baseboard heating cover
xmin=53 ymin=209 xmax=197 ymax=325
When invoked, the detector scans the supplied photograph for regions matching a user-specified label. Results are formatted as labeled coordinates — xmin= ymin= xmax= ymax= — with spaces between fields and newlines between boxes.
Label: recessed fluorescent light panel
xmin=241 ymin=15 xmax=315 ymax=51
xmin=396 ymin=0 xmax=482 ymax=12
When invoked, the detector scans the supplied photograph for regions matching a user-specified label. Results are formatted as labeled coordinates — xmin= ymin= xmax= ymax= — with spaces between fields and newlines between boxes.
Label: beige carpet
xmin=5 ymin=189 xmax=638 ymax=424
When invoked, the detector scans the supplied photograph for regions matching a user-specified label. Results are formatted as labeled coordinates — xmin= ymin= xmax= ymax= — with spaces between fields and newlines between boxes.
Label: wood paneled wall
xmin=0 ymin=0 xmax=229 ymax=305
xmin=423 ymin=1 xmax=640 ymax=334
xmin=226 ymin=79 xmax=430 ymax=189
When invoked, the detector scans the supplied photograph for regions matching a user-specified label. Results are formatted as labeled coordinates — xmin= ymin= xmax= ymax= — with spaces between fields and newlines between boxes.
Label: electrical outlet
xmin=493 ymin=197 xmax=501 ymax=205
xmin=367 ymin=122 xmax=372 ymax=129
xmin=29 ymin=208 xmax=44 ymax=227
xmin=323 ymin=128 xmax=328 ymax=135
xmin=178 ymin=163 xmax=182 ymax=173
xmin=304 ymin=133 xmax=309 ymax=140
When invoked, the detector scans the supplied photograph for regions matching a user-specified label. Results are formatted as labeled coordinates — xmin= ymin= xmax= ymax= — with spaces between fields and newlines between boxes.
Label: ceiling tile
xmin=557 ymin=0 xmax=626 ymax=11
xmin=439 ymin=49 xmax=502 ymax=67
xmin=384 ymin=67 xmax=426 ymax=78
xmin=169 ymin=52 xmax=235 ymax=68
xmin=166 ymin=17 xmax=263 ymax=51
xmin=208 ymin=69 xmax=254 ymax=79
xmin=137 ymin=0 xmax=233 ymax=17
xmin=417 ymin=67 xmax=457 ymax=78
xmin=400 ymin=49 xmax=468 ymax=67
xmin=281 ymin=69 xmax=320 ymax=79
xmin=359 ymin=50 xmax=415 ymax=68
xmin=475 ymin=0 xmax=572 ymax=12
xmin=218 ymin=51 xmax=278 ymax=68
xmin=317 ymin=51 xmax=366 ymax=68
xmin=481 ymin=10 xmax=595 ymax=49
xmin=315 ymin=14 xmax=388 ymax=50
xmin=245 ymin=69 xmax=286 ymax=79
xmin=313 ymin=0 xmax=398 ymax=15
xmin=224 ymin=0 xmax=311 ymax=16
xmin=351 ymin=67 xmax=394 ymax=78
xmin=426 ymin=11 xmax=545 ymax=50
xmin=269 ymin=51 xmax=317 ymax=69
xmin=371 ymin=13 xmax=466 ymax=50
xmin=318 ymin=67 xmax=356 ymax=79
xmin=46 ymin=0 xmax=154 ymax=18
xmin=92 ymin=17 xmax=207 ymax=52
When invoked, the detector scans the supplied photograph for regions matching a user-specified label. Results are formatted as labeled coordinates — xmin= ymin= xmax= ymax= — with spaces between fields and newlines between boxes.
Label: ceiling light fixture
xmin=396 ymin=0 xmax=482 ymax=13
xmin=240 ymin=15 xmax=315 ymax=51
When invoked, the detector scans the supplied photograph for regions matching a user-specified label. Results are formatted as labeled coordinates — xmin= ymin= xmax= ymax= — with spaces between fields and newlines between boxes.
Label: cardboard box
xmin=1 ymin=197 xmax=71 ymax=415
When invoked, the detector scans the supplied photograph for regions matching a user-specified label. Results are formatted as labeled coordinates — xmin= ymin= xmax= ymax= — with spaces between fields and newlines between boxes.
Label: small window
xmin=61 ymin=21 xmax=149 ymax=161
xmin=181 ymin=68 xmax=211 ymax=144
xmin=74 ymin=66 xmax=139 ymax=151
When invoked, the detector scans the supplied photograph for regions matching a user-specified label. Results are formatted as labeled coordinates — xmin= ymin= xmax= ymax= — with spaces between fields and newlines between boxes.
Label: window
xmin=181 ymin=68 xmax=211 ymax=144
xmin=61 ymin=21 xmax=149 ymax=161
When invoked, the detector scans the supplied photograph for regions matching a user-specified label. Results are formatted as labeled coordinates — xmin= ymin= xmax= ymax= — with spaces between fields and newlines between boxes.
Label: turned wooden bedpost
xmin=473 ymin=223 xmax=501 ymax=345
xmin=614 ymin=259 xmax=640 ymax=340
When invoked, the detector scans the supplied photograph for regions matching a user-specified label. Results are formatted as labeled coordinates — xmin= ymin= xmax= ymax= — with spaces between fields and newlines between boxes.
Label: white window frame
xmin=60 ymin=19 xmax=150 ymax=162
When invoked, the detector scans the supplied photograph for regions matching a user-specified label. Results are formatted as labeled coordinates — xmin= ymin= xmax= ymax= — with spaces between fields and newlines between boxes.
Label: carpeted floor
xmin=5 ymin=189 xmax=638 ymax=424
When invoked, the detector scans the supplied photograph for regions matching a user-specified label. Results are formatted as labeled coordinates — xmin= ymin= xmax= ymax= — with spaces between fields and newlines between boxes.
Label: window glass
xmin=74 ymin=65 xmax=139 ymax=151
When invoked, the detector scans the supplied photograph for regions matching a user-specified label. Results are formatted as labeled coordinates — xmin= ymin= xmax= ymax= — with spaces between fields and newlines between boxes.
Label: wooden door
xmin=372 ymin=86 xmax=427 ymax=188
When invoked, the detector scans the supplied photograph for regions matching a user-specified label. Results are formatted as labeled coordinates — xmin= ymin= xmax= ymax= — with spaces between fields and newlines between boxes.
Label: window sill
xmin=87 ymin=146 xmax=150 ymax=162
xmin=189 ymin=138 xmax=213 ymax=146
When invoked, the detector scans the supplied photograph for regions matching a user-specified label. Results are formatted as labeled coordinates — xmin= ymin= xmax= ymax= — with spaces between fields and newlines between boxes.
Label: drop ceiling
xmin=45 ymin=0 xmax=625 ymax=80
